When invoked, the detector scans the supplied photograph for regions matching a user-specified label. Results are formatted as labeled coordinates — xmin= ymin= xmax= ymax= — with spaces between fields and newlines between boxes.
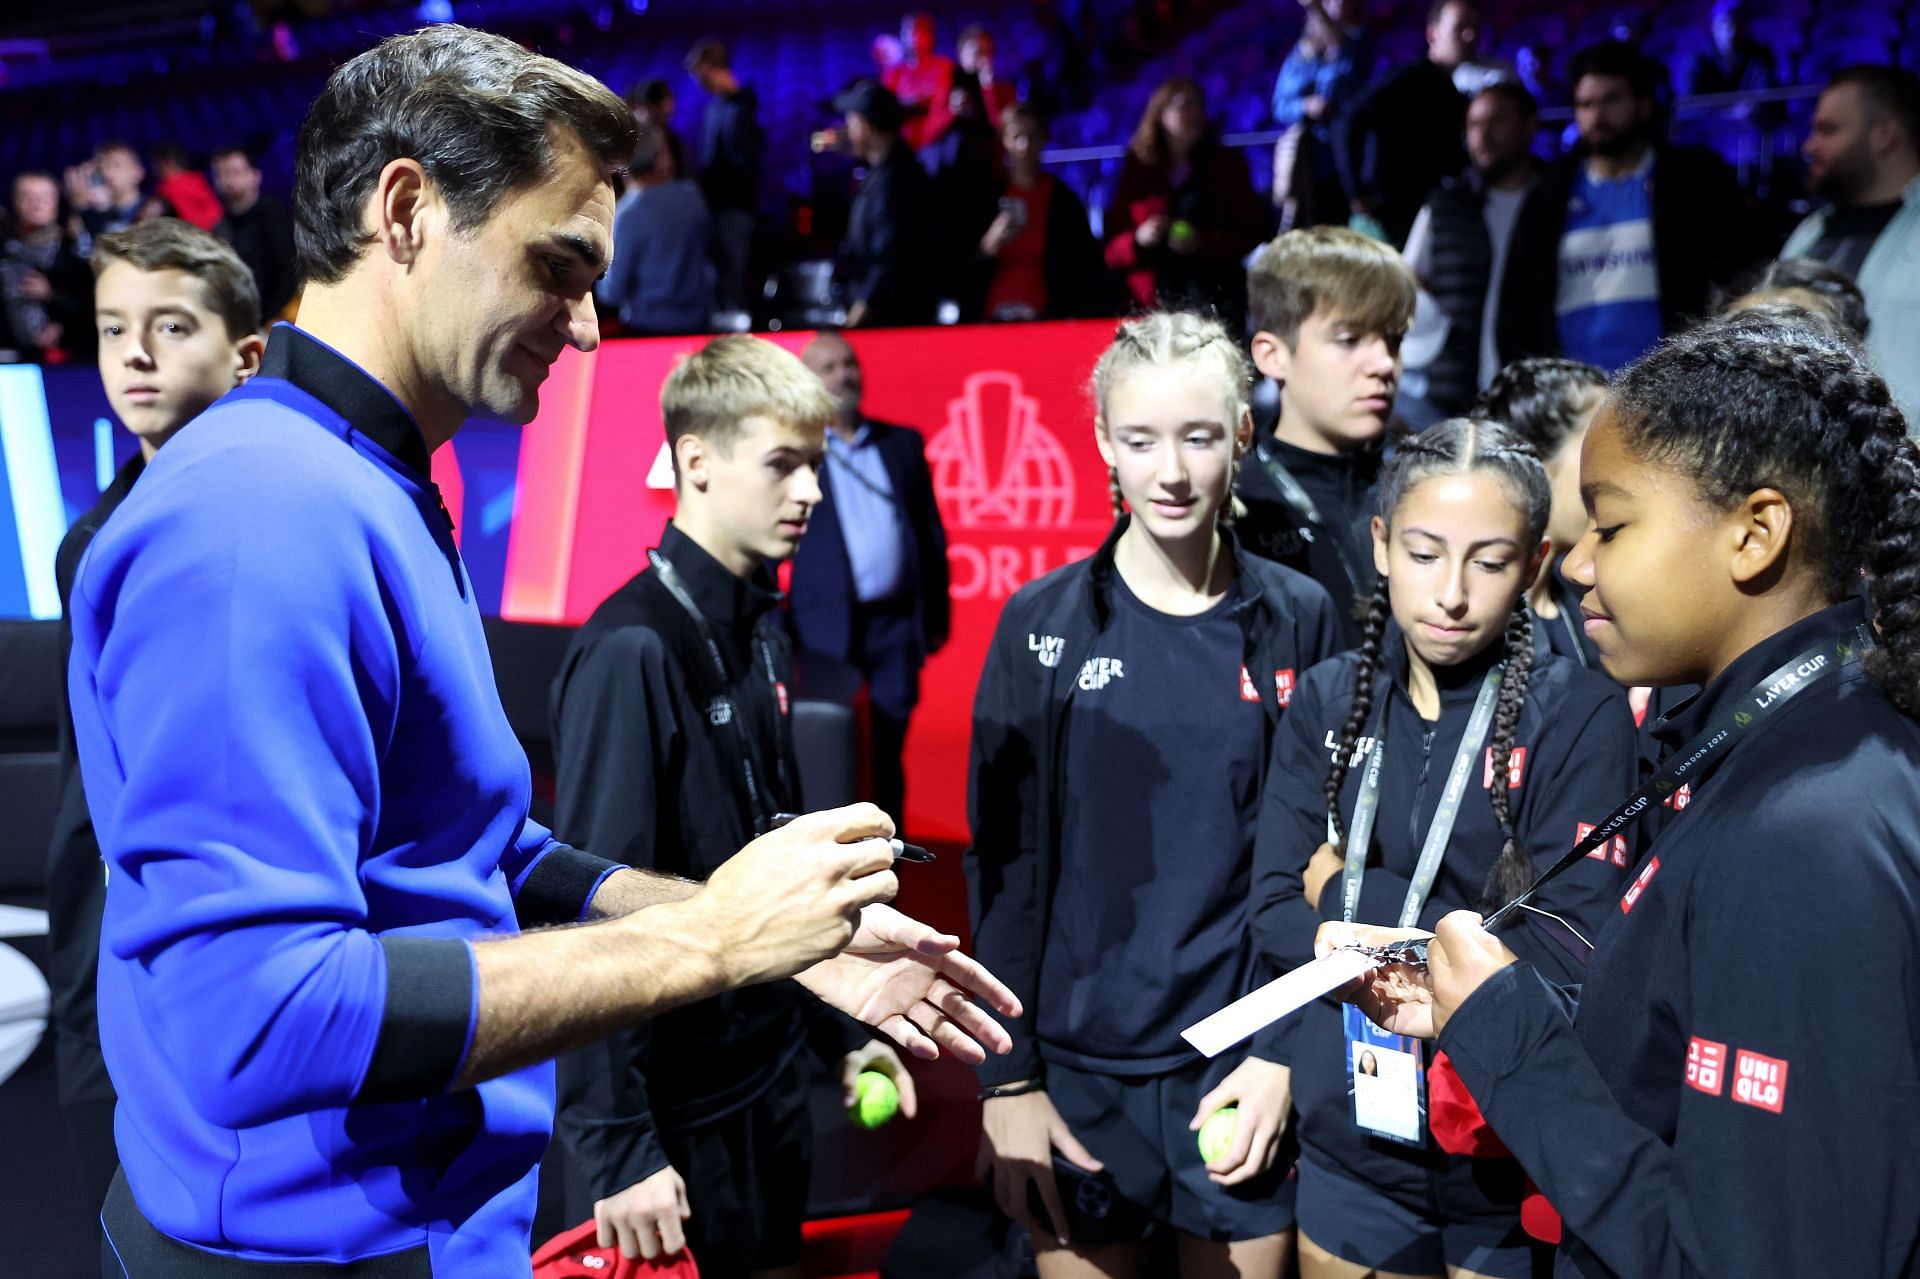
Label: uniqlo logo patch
xmin=1579 ymin=824 xmax=1629 ymax=866
xmin=1732 ymin=1049 xmax=1789 ymax=1114
xmin=775 ymin=681 xmax=790 ymax=716
xmin=1483 ymin=746 xmax=1527 ymax=790
xmin=1664 ymin=783 xmax=1692 ymax=811
xmin=1685 ymin=1036 xmax=1728 ymax=1096
xmin=1274 ymin=668 xmax=1296 ymax=707
xmin=1238 ymin=665 xmax=1260 ymax=702
xmin=1620 ymin=856 xmax=1660 ymax=913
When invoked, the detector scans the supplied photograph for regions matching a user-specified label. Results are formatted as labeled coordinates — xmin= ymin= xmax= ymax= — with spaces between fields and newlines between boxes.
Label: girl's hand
xmin=1303 ymin=842 xmax=1344 ymax=910
xmin=1188 ymin=1056 xmax=1291 ymax=1186
xmin=1314 ymin=922 xmax=1438 ymax=1039
xmin=1427 ymin=910 xmax=1519 ymax=1036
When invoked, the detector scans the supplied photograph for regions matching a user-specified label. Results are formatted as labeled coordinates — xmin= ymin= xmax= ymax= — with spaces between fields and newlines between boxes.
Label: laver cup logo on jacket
xmin=1078 ymin=656 xmax=1125 ymax=691
xmin=1030 ymin=633 xmax=1064 ymax=668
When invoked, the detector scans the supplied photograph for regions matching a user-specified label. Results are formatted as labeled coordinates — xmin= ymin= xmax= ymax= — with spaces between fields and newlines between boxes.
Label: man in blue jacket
xmin=69 ymin=26 xmax=1017 ymax=1277
xmin=793 ymin=331 xmax=949 ymax=831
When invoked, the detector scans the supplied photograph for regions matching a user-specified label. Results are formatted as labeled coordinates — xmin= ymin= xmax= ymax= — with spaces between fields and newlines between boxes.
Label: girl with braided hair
xmin=1251 ymin=418 xmax=1639 ymax=1279
xmin=967 ymin=311 xmax=1342 ymax=1277
xmin=1326 ymin=311 xmax=1920 ymax=1277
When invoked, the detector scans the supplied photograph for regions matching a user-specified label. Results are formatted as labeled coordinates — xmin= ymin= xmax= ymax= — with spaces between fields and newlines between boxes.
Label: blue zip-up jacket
xmin=69 ymin=324 xmax=621 ymax=1274
xmin=1251 ymin=634 xmax=1638 ymax=1218
xmin=965 ymin=518 xmax=1341 ymax=1086
xmin=1439 ymin=598 xmax=1920 ymax=1277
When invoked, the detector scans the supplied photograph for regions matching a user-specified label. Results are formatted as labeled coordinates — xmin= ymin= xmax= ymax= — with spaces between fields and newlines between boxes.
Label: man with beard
xmin=1502 ymin=41 xmax=1763 ymax=373
xmin=1781 ymin=64 xmax=1920 ymax=423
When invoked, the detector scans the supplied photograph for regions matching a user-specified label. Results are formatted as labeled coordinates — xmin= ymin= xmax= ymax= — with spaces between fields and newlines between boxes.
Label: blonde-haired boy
xmin=548 ymin=335 xmax=912 ymax=1274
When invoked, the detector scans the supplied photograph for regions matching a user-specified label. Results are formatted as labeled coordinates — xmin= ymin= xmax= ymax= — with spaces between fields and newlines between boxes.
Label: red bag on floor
xmin=532 ymin=1219 xmax=700 ymax=1278
xmin=1429 ymin=1051 xmax=1563 ymax=1245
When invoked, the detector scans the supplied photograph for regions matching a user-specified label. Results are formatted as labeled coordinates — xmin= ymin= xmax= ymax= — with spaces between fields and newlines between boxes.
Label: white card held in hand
xmin=1181 ymin=948 xmax=1379 ymax=1058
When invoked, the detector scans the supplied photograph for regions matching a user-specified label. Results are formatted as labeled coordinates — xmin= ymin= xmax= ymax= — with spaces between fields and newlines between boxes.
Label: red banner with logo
xmin=435 ymin=321 xmax=1123 ymax=846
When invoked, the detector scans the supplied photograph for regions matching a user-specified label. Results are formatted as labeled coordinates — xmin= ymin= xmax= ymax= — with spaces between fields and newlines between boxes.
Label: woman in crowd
xmin=968 ymin=311 xmax=1341 ymax=1278
xmin=1253 ymin=419 xmax=1640 ymax=1279
xmin=1103 ymin=80 xmax=1268 ymax=328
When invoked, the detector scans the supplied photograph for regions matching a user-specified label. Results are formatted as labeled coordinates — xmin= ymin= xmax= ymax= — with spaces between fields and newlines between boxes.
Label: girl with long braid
xmin=967 ymin=312 xmax=1341 ymax=1277
xmin=1251 ymin=419 xmax=1640 ymax=1279
xmin=1326 ymin=312 xmax=1920 ymax=1277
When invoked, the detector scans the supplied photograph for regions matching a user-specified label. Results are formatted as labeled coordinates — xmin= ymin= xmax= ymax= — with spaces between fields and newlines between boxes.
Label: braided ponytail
xmin=1325 ymin=576 xmax=1392 ymax=843
xmin=1613 ymin=311 xmax=1920 ymax=715
xmin=1481 ymin=606 xmax=1538 ymax=910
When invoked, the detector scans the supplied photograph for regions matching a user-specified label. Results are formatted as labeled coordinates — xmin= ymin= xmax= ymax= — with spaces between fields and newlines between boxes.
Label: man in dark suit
xmin=793 ymin=331 xmax=949 ymax=832
xmin=833 ymin=81 xmax=938 ymax=327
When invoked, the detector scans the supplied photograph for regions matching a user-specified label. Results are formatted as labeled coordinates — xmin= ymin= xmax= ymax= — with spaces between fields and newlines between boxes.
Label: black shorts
xmin=660 ymin=1071 xmax=813 ymax=1279
xmin=1296 ymin=1154 xmax=1540 ymax=1278
xmin=1043 ymin=1056 xmax=1296 ymax=1244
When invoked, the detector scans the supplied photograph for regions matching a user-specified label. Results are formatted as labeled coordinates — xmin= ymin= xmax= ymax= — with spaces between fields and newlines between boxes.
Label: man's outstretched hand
xmin=796 ymin=903 xmax=1022 ymax=1064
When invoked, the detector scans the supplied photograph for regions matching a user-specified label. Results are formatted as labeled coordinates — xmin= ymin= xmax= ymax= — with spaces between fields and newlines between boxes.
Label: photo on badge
xmin=1345 ymin=1004 xmax=1426 ymax=1146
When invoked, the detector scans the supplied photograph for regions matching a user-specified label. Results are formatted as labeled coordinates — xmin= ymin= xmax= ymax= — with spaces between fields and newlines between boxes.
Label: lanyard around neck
xmin=1252 ymin=440 xmax=1364 ymax=597
xmin=1339 ymin=664 xmax=1505 ymax=927
xmin=647 ymin=547 xmax=791 ymax=831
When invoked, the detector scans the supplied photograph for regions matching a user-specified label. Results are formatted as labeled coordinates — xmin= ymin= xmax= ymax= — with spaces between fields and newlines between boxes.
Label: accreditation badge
xmin=1344 ymin=1004 xmax=1426 ymax=1146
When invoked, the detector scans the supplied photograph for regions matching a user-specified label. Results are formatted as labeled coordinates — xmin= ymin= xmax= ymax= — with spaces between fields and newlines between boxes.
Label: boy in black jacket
xmin=549 ymin=336 xmax=912 ymax=1277
xmin=1237 ymin=227 xmax=1415 ymax=647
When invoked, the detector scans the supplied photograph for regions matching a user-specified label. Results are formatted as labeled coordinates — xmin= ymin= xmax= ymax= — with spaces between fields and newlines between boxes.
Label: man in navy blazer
xmin=795 ymin=331 xmax=950 ymax=831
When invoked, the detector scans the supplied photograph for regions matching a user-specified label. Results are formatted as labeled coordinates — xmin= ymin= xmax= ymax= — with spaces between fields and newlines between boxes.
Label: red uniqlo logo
xmin=775 ymin=682 xmax=790 ymax=716
xmin=1484 ymin=746 xmax=1527 ymax=790
xmin=1238 ymin=665 xmax=1259 ymax=702
xmin=1274 ymin=668 xmax=1296 ymax=707
xmin=1664 ymin=784 xmax=1692 ymax=811
xmin=1620 ymin=856 xmax=1660 ymax=913
xmin=1732 ymin=1050 xmax=1789 ymax=1114
xmin=1685 ymin=1036 xmax=1728 ymax=1095
xmin=1612 ymin=837 xmax=1628 ymax=867
xmin=1578 ymin=823 xmax=1605 ymax=859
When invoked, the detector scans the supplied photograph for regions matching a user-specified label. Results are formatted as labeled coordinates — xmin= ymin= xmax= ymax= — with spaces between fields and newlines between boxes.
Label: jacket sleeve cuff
xmin=355 ymin=935 xmax=475 ymax=1103
xmin=973 ymin=1031 xmax=1042 ymax=1088
xmin=516 ymin=845 xmax=625 ymax=927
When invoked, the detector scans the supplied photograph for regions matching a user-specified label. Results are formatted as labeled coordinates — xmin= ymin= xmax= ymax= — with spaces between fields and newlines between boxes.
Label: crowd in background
xmin=2 ymin=2 xmax=1916 ymax=417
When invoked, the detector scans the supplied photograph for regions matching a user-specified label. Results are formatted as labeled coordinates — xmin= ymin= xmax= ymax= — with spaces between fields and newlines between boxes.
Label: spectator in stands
xmin=628 ymin=77 xmax=689 ymax=181
xmin=1503 ymin=40 xmax=1762 ymax=373
xmin=1104 ymin=77 xmax=1268 ymax=327
xmin=1781 ymin=64 xmax=1920 ymax=422
xmin=1685 ymin=0 xmax=1777 ymax=97
xmin=1337 ymin=0 xmax=1477 ymax=246
xmin=1515 ymin=41 xmax=1562 ymax=109
xmin=686 ymin=40 xmax=764 ymax=316
xmin=835 ymin=80 xmax=938 ymax=328
xmin=66 ymin=140 xmax=155 ymax=243
xmin=47 ymin=219 xmax=263 ymax=1217
xmin=928 ymin=74 xmax=1002 ymax=301
xmin=956 ymin=24 xmax=1017 ymax=129
xmin=1 ymin=171 xmax=92 ymax=362
xmin=148 ymin=143 xmax=222 ymax=231
xmin=1722 ymin=257 xmax=1869 ymax=345
xmin=793 ymin=330 xmax=950 ymax=833
xmin=973 ymin=104 xmax=1110 ymax=321
xmin=1270 ymin=0 xmax=1375 ymax=230
xmin=212 ymin=145 xmax=298 ymax=322
xmin=885 ymin=12 xmax=957 ymax=153
xmin=1402 ymin=82 xmax=1550 ymax=414
xmin=601 ymin=119 xmax=714 ymax=337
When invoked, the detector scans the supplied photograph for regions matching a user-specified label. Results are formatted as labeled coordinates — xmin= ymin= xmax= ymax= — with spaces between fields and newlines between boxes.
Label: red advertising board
xmin=436 ymin=321 xmax=1122 ymax=844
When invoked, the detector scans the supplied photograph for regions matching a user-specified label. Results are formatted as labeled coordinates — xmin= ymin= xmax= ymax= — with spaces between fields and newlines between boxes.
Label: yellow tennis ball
xmin=850 ymin=1070 xmax=900 ymax=1128
xmin=1198 ymin=1106 xmax=1239 ymax=1164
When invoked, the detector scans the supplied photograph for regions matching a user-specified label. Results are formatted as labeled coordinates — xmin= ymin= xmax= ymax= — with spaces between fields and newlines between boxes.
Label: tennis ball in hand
xmin=849 ymin=1071 xmax=900 ymax=1129
xmin=1197 ymin=1106 xmax=1239 ymax=1164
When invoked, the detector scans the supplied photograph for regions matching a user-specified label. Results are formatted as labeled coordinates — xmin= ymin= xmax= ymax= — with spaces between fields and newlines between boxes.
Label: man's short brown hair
xmin=1247 ymin=226 xmax=1416 ymax=346
xmin=91 ymin=217 xmax=262 ymax=341
xmin=662 ymin=335 xmax=836 ymax=475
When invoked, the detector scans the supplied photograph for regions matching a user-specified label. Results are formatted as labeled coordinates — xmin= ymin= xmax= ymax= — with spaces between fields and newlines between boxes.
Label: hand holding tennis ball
xmin=842 ymin=1041 xmax=917 ymax=1129
xmin=1197 ymin=1106 xmax=1239 ymax=1164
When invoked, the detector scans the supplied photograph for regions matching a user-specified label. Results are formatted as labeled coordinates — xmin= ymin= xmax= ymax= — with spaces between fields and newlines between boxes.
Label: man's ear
xmin=1727 ymin=486 xmax=1796 ymax=589
xmin=675 ymin=433 xmax=710 ymax=493
xmin=371 ymin=158 xmax=434 ymax=265
xmin=231 ymin=331 xmax=266 ymax=385
xmin=1250 ymin=330 xmax=1293 ymax=385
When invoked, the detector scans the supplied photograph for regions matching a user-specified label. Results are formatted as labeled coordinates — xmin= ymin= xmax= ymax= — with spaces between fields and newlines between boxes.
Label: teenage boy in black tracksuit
xmin=548 ymin=337 xmax=904 ymax=1277
xmin=1238 ymin=228 xmax=1417 ymax=647
xmin=1253 ymin=635 xmax=1639 ymax=1269
xmin=968 ymin=518 xmax=1340 ymax=1243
